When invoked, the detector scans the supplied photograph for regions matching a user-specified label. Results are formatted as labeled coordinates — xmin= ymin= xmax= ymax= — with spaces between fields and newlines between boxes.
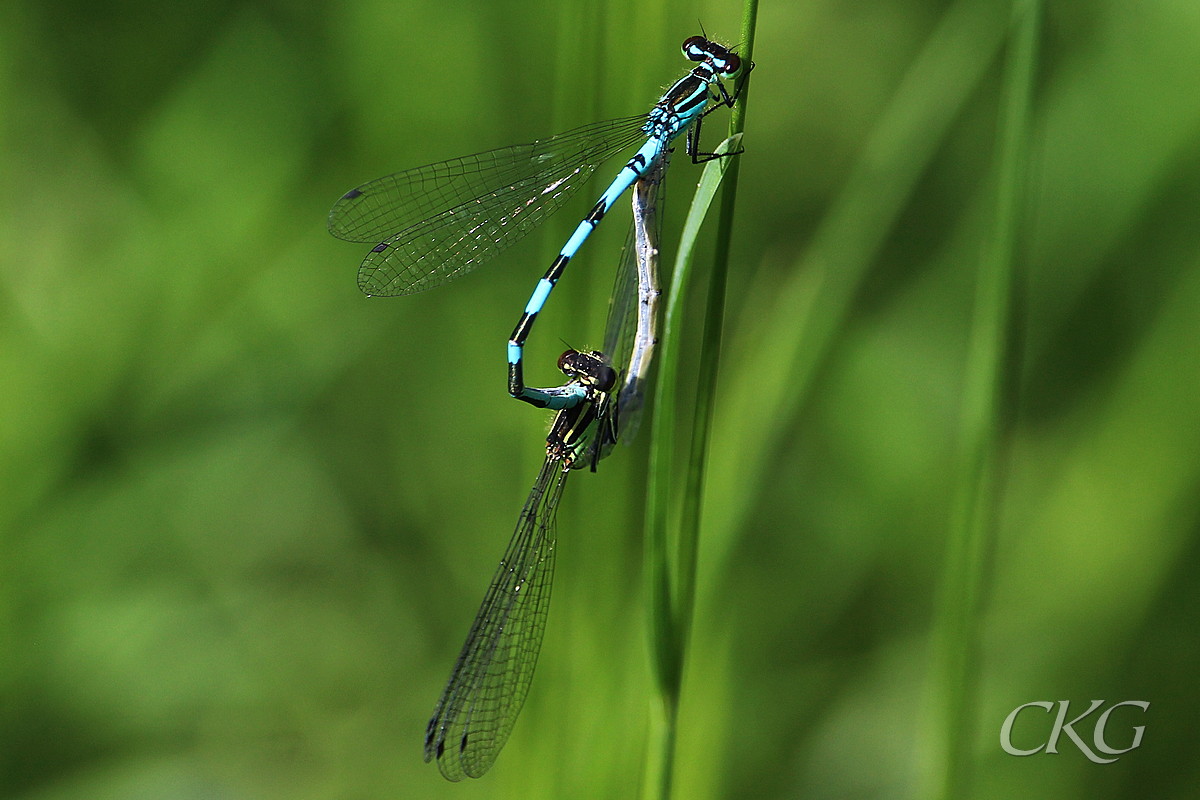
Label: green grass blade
xmin=928 ymin=1 xmax=1041 ymax=798
xmin=643 ymin=3 xmax=759 ymax=797
xmin=702 ymin=0 xmax=1012 ymax=594
xmin=642 ymin=131 xmax=743 ymax=800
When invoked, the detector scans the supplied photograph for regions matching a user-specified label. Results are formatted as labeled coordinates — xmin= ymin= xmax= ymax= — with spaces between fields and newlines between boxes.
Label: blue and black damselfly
xmin=328 ymin=36 xmax=747 ymax=410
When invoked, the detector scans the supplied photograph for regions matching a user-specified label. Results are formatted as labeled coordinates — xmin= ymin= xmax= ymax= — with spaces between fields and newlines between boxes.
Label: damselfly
xmin=423 ymin=164 xmax=668 ymax=781
xmin=328 ymin=36 xmax=746 ymax=410
xmin=424 ymin=349 xmax=616 ymax=781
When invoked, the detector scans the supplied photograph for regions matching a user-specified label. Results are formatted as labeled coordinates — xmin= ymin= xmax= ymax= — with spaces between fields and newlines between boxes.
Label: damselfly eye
xmin=721 ymin=53 xmax=743 ymax=77
xmin=557 ymin=349 xmax=582 ymax=374
xmin=593 ymin=364 xmax=617 ymax=393
xmin=682 ymin=35 xmax=708 ymax=61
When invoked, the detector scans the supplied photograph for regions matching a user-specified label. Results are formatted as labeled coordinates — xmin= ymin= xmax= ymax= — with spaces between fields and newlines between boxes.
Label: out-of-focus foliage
xmin=2 ymin=0 xmax=1198 ymax=798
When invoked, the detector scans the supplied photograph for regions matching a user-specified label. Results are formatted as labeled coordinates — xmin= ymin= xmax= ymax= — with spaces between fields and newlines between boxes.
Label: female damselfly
xmin=423 ymin=348 xmax=616 ymax=781
xmin=422 ymin=159 xmax=670 ymax=780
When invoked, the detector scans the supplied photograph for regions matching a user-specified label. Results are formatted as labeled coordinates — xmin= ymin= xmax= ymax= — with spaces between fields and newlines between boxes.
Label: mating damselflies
xmin=328 ymin=36 xmax=746 ymax=410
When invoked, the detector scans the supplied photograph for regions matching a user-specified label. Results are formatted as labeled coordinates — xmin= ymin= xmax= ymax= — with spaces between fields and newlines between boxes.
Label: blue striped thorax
xmin=645 ymin=37 xmax=744 ymax=141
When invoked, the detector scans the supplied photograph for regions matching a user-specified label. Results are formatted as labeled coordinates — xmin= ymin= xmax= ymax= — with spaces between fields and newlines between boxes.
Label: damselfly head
xmin=557 ymin=349 xmax=616 ymax=392
xmin=681 ymin=36 xmax=743 ymax=78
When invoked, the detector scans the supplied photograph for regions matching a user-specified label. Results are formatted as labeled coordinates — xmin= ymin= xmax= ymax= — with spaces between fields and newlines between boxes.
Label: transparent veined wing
xmin=328 ymin=115 xmax=650 ymax=296
xmin=424 ymin=457 xmax=568 ymax=781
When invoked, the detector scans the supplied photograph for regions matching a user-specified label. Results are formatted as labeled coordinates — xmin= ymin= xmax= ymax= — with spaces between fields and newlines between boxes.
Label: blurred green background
xmin=3 ymin=0 xmax=1199 ymax=797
